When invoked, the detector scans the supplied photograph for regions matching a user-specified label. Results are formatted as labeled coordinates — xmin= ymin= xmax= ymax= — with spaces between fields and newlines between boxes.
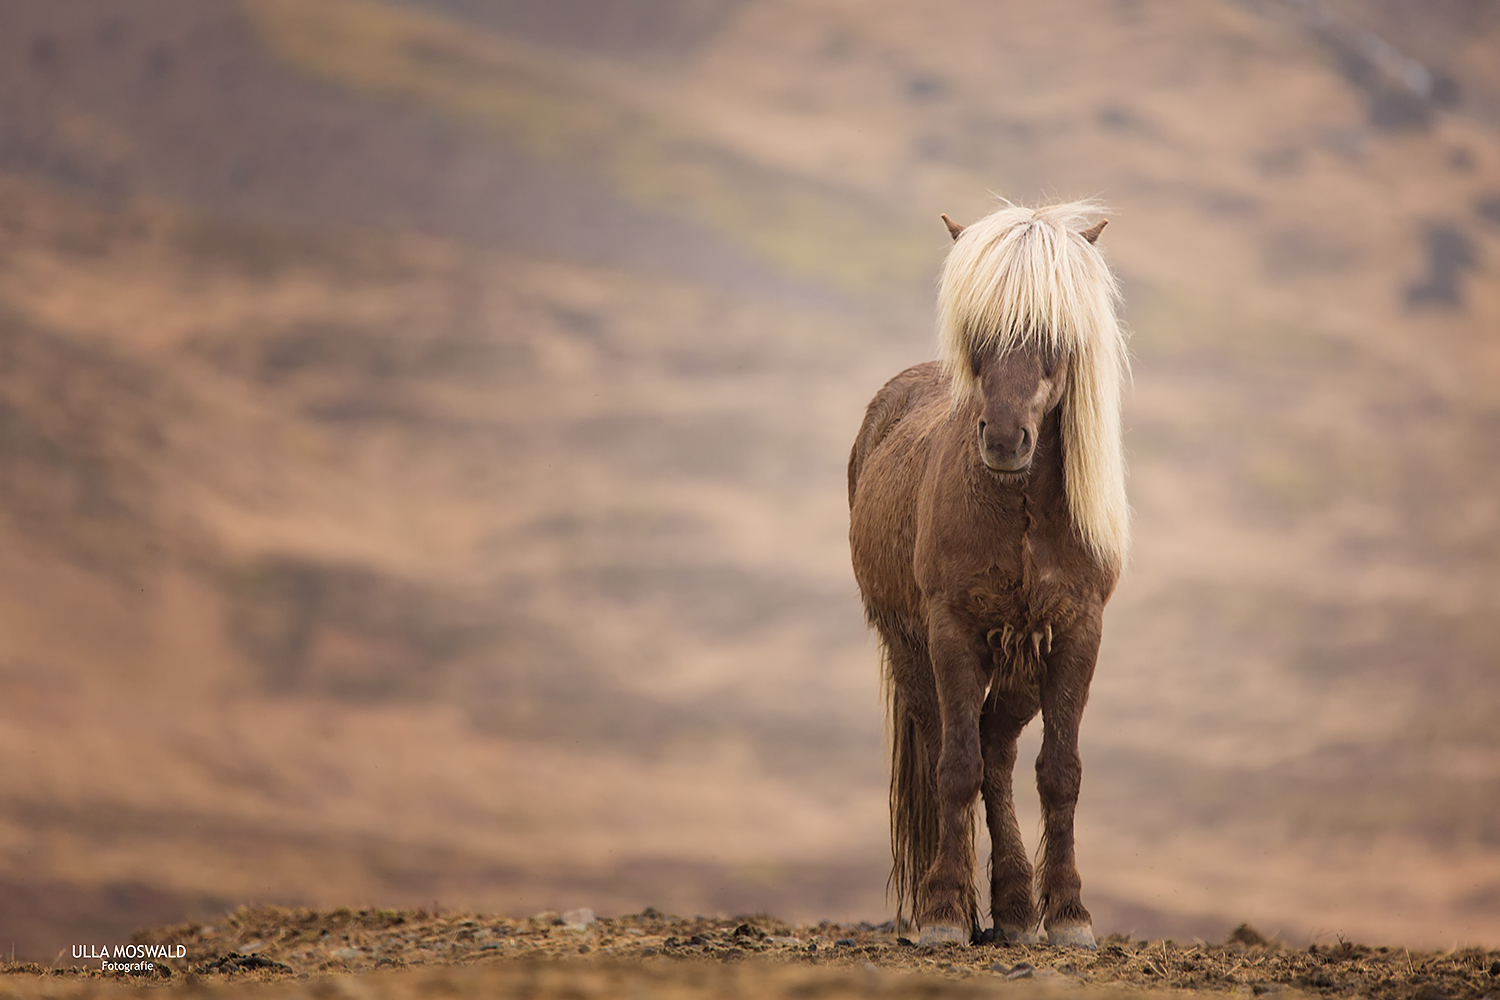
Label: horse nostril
xmin=977 ymin=419 xmax=986 ymax=436
xmin=1020 ymin=428 xmax=1032 ymax=452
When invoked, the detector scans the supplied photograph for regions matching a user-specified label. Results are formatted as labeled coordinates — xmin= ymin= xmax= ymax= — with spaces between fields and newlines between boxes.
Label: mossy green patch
xmin=242 ymin=0 xmax=933 ymax=296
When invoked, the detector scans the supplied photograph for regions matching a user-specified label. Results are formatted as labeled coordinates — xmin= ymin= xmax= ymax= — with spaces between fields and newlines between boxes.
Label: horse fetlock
xmin=988 ymin=890 xmax=1037 ymax=932
xmin=993 ymin=924 xmax=1044 ymax=946
xmin=1045 ymin=924 xmax=1097 ymax=950
xmin=919 ymin=883 xmax=975 ymax=935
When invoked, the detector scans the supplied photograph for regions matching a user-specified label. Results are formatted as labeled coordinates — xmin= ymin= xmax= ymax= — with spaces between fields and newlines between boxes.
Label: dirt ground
xmin=3 ymin=907 xmax=1498 ymax=1000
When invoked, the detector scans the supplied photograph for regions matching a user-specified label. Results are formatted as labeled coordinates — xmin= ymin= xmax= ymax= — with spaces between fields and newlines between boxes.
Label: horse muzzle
xmin=978 ymin=420 xmax=1034 ymax=473
xmin=982 ymin=451 xmax=1033 ymax=474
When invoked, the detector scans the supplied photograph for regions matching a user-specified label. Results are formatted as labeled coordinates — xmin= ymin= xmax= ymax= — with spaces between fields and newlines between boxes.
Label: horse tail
xmin=886 ymin=650 xmax=934 ymax=932
xmin=885 ymin=642 xmax=978 ymax=934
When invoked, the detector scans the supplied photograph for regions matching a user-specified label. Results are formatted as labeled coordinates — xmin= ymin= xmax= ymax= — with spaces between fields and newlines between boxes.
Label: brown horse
xmin=848 ymin=201 xmax=1128 ymax=948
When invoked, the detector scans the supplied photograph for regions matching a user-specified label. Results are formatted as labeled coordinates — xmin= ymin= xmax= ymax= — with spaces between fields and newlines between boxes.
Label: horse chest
xmin=964 ymin=548 xmax=1078 ymax=635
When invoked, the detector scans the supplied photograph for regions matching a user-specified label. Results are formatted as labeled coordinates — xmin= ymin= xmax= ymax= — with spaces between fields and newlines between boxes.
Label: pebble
xmin=1001 ymin=961 xmax=1034 ymax=980
xmin=562 ymin=908 xmax=596 ymax=930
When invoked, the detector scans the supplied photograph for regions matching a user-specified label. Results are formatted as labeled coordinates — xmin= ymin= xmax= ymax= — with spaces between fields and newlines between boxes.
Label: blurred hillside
xmin=1 ymin=0 xmax=1499 ymax=961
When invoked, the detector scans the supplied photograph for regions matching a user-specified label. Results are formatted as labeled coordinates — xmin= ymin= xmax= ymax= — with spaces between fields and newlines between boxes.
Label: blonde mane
xmin=936 ymin=199 xmax=1130 ymax=569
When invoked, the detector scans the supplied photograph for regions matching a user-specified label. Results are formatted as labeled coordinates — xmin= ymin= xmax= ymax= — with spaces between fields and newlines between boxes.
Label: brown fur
xmin=849 ymin=350 xmax=1118 ymax=940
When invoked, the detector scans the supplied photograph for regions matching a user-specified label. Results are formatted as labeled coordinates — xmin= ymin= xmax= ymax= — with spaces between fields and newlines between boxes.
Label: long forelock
xmin=935 ymin=199 xmax=1131 ymax=569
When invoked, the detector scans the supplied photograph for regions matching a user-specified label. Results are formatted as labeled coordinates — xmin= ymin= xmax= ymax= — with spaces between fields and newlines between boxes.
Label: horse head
xmin=973 ymin=341 xmax=1067 ymax=474
xmin=942 ymin=213 xmax=1105 ymax=476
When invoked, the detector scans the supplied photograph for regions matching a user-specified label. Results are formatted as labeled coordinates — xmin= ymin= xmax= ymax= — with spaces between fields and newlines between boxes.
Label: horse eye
xmin=969 ymin=350 xmax=983 ymax=377
xmin=1041 ymin=343 xmax=1060 ymax=376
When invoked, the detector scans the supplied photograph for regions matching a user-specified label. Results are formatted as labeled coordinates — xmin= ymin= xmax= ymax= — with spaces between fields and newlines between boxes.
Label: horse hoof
xmin=993 ymin=925 xmax=1043 ymax=945
xmin=1047 ymin=925 xmax=1097 ymax=950
xmin=917 ymin=924 xmax=969 ymax=946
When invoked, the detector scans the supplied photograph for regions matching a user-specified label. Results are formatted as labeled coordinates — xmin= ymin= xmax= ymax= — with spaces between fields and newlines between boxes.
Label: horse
xmin=847 ymin=200 xmax=1128 ymax=948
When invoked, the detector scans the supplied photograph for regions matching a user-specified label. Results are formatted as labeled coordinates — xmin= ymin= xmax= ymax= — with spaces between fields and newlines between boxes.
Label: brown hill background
xmin=1 ymin=0 xmax=1499 ymax=962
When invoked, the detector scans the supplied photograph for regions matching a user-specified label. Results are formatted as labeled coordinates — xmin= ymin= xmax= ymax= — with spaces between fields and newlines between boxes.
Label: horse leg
xmin=917 ymin=608 xmax=986 ymax=944
xmin=980 ymin=691 xmax=1041 ymax=943
xmin=1035 ymin=621 xmax=1101 ymax=949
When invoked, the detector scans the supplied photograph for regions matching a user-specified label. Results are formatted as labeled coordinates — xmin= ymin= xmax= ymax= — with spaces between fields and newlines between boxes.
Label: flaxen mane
xmin=936 ymin=200 xmax=1130 ymax=569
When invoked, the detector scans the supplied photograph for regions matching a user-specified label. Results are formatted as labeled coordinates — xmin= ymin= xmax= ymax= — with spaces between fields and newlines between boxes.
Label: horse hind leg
xmin=980 ymin=690 xmax=1041 ymax=944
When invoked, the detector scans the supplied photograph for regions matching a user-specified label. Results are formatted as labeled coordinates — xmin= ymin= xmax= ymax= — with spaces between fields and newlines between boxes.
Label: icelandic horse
xmin=848 ymin=201 xmax=1128 ymax=948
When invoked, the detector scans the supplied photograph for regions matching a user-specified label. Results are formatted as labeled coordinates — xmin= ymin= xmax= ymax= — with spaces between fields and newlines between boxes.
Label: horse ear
xmin=1079 ymin=219 xmax=1107 ymax=244
xmin=941 ymin=214 xmax=966 ymax=241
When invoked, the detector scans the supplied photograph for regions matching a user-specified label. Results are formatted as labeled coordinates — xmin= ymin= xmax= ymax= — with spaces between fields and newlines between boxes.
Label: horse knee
xmin=938 ymin=747 xmax=983 ymax=806
xmin=1035 ymin=753 xmax=1081 ymax=806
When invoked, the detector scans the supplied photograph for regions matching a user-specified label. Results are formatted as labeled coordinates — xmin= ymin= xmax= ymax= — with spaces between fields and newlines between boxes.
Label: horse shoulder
xmin=849 ymin=363 xmax=948 ymax=622
xmin=848 ymin=361 xmax=945 ymax=506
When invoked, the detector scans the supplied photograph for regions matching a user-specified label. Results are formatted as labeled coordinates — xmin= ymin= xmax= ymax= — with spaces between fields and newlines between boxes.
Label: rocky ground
xmin=2 ymin=907 xmax=1497 ymax=1000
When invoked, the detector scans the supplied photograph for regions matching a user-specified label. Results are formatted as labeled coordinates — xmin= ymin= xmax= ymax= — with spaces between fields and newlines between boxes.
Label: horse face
xmin=975 ymin=344 xmax=1068 ymax=474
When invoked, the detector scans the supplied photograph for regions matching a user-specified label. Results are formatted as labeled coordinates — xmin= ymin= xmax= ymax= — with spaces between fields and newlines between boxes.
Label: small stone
xmin=1229 ymin=924 xmax=1268 ymax=947
xmin=1005 ymin=961 xmax=1035 ymax=980
xmin=835 ymin=938 xmax=856 ymax=947
xmin=562 ymin=908 xmax=595 ymax=930
xmin=861 ymin=962 xmax=879 ymax=975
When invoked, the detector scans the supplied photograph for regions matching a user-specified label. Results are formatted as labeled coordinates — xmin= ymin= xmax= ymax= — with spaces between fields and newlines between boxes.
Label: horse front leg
xmin=1035 ymin=616 xmax=1101 ymax=949
xmin=917 ymin=607 xmax=987 ymax=944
